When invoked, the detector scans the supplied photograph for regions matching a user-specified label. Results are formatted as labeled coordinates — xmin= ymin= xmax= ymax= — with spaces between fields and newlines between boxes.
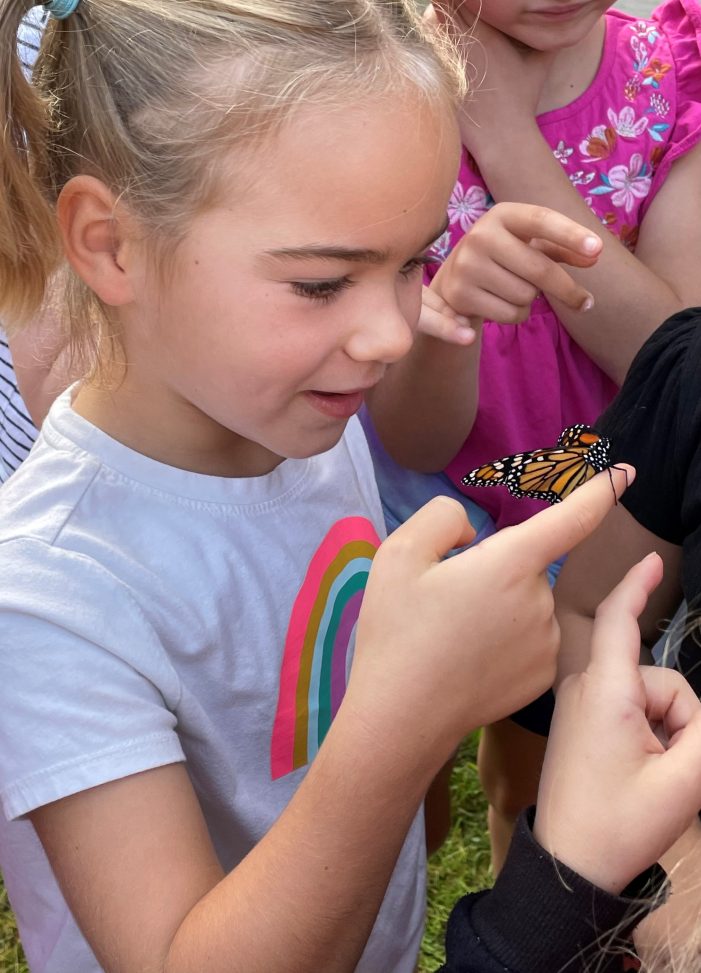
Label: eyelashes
xmin=290 ymin=255 xmax=433 ymax=305
xmin=290 ymin=277 xmax=354 ymax=304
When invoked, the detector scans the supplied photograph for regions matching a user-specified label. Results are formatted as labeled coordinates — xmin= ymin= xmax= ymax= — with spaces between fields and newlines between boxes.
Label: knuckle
xmin=531 ymin=205 xmax=553 ymax=232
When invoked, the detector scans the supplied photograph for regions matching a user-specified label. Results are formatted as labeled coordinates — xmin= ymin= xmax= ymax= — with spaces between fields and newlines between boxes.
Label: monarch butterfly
xmin=462 ymin=425 xmax=613 ymax=505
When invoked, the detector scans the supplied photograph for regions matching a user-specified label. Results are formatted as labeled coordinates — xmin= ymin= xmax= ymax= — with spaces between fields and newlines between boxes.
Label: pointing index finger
xmin=498 ymin=203 xmax=602 ymax=258
xmin=498 ymin=465 xmax=634 ymax=571
xmin=588 ymin=551 xmax=664 ymax=679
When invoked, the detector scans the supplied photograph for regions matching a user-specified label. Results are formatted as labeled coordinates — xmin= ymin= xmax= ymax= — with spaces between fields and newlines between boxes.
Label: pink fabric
xmin=428 ymin=0 xmax=701 ymax=529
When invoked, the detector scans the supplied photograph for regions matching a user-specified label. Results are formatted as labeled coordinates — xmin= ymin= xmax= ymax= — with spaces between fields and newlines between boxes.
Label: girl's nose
xmin=344 ymin=300 xmax=415 ymax=365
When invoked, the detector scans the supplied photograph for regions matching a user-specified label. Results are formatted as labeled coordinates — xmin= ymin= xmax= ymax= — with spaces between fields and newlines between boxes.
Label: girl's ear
xmin=57 ymin=175 xmax=137 ymax=307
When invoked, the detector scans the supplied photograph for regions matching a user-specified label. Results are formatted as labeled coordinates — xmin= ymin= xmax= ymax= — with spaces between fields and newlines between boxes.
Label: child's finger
xmin=500 ymin=465 xmax=634 ymax=573
xmin=651 ymin=705 xmax=701 ymax=810
xmin=587 ymin=553 xmax=664 ymax=678
xmin=497 ymin=203 xmax=602 ymax=259
xmin=531 ymin=237 xmax=602 ymax=269
xmin=497 ymin=238 xmax=595 ymax=311
xmin=384 ymin=496 xmax=477 ymax=567
xmin=420 ymin=286 xmax=478 ymax=342
xmin=454 ymin=225 xmax=595 ymax=312
xmin=641 ymin=666 xmax=701 ymax=746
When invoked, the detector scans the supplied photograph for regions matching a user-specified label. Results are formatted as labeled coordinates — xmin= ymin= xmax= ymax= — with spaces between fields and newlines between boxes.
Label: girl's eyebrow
xmin=263 ymin=220 xmax=450 ymax=265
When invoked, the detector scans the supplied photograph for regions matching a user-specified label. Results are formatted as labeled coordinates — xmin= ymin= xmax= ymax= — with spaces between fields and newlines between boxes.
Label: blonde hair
xmin=0 ymin=0 xmax=464 ymax=377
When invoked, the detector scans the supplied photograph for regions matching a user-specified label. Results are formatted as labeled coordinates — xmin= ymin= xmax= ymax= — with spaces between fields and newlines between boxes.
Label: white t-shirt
xmin=0 ymin=390 xmax=426 ymax=973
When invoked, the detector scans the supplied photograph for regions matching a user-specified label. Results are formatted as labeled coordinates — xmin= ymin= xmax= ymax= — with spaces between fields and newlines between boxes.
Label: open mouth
xmin=305 ymin=389 xmax=366 ymax=420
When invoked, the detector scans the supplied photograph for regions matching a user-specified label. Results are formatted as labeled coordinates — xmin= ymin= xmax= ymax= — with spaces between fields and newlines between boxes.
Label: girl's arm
xmin=367 ymin=204 xmax=601 ymax=470
xmin=30 ymin=469 xmax=627 ymax=973
xmin=451 ymin=19 xmax=701 ymax=386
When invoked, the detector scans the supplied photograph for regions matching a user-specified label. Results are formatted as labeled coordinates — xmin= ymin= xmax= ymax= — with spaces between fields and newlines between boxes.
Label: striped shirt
xmin=0 ymin=8 xmax=49 ymax=482
xmin=0 ymin=340 xmax=37 ymax=482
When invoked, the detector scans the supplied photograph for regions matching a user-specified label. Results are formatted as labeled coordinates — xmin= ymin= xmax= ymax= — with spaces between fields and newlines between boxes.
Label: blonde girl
xmin=0 ymin=1 xmax=624 ymax=971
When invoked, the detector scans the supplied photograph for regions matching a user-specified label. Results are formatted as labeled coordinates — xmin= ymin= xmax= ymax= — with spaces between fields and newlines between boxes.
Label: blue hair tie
xmin=44 ymin=0 xmax=80 ymax=19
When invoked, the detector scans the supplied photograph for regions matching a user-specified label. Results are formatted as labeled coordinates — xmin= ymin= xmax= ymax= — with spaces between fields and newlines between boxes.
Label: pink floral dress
xmin=427 ymin=0 xmax=701 ymax=530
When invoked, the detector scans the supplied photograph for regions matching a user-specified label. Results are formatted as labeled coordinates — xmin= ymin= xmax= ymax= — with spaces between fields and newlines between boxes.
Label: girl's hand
xmin=429 ymin=202 xmax=600 ymax=332
xmin=418 ymin=285 xmax=478 ymax=345
xmin=535 ymin=554 xmax=701 ymax=894
xmin=347 ymin=464 xmax=631 ymax=766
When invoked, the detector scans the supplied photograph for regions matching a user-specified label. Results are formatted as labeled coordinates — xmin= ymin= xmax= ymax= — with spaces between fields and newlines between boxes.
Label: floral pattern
xmin=553 ymin=139 xmax=574 ymax=164
xmin=590 ymin=153 xmax=652 ymax=212
xmin=607 ymin=105 xmax=648 ymax=137
xmin=428 ymin=7 xmax=692 ymax=264
xmin=446 ymin=183 xmax=492 ymax=232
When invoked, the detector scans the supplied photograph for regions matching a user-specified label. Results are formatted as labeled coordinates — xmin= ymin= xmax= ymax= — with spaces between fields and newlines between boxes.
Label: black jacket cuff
xmin=443 ymin=807 xmax=667 ymax=973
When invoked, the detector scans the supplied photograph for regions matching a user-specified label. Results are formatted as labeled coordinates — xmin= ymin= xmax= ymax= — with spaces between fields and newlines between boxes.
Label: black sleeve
xmin=437 ymin=808 xmax=667 ymax=973
xmin=597 ymin=308 xmax=701 ymax=546
xmin=597 ymin=308 xmax=701 ymax=694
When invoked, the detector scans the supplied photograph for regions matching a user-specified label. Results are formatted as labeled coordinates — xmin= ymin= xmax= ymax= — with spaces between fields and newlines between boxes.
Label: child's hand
xmin=430 ymin=202 xmax=601 ymax=330
xmin=347 ymin=464 xmax=631 ymax=766
xmin=535 ymin=554 xmax=701 ymax=895
xmin=418 ymin=285 xmax=478 ymax=345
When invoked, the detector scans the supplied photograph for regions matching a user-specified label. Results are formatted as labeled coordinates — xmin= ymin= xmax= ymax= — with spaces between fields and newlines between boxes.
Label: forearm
xmin=368 ymin=328 xmax=482 ymax=471
xmin=471 ymin=126 xmax=683 ymax=383
xmin=166 ymin=705 xmax=438 ymax=973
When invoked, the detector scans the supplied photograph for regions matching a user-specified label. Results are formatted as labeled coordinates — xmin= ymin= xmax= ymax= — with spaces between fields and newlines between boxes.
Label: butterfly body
xmin=462 ymin=425 xmax=612 ymax=505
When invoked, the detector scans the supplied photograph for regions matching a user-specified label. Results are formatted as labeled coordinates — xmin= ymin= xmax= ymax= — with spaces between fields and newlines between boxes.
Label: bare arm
xmin=555 ymin=501 xmax=682 ymax=685
xmin=33 ymin=721 xmax=435 ymax=973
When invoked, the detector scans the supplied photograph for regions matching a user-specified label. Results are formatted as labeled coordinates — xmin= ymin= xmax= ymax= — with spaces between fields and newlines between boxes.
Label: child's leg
xmin=424 ymin=753 xmax=457 ymax=856
xmin=477 ymin=714 xmax=549 ymax=875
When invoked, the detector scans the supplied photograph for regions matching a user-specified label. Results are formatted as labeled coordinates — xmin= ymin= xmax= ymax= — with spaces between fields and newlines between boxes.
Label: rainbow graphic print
xmin=270 ymin=516 xmax=381 ymax=780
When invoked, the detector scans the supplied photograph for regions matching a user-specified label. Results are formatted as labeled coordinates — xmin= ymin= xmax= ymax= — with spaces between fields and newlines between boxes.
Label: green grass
xmin=0 ymin=735 xmax=489 ymax=973
xmin=0 ymin=884 xmax=27 ymax=973
xmin=420 ymin=732 xmax=491 ymax=972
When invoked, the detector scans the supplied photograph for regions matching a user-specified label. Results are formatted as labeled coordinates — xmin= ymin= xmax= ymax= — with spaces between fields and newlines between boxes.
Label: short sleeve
xmin=0 ymin=538 xmax=185 ymax=820
xmin=597 ymin=307 xmax=701 ymax=545
xmin=648 ymin=0 xmax=701 ymax=200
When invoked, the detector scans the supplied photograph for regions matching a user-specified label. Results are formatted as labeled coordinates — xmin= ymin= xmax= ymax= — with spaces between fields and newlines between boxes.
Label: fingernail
xmin=455 ymin=315 xmax=470 ymax=327
xmin=580 ymin=294 xmax=594 ymax=312
xmin=456 ymin=326 xmax=476 ymax=343
xmin=583 ymin=236 xmax=600 ymax=254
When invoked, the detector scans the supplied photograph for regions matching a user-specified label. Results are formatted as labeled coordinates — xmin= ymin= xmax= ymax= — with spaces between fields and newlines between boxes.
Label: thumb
xmin=385 ymin=496 xmax=477 ymax=566
xmin=657 ymin=707 xmax=701 ymax=811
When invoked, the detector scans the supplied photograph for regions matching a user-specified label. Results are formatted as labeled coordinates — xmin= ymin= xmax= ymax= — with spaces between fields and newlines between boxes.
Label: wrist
xmin=532 ymin=813 xmax=628 ymax=895
xmin=329 ymin=689 xmax=449 ymax=800
xmin=462 ymin=809 xmax=667 ymax=973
